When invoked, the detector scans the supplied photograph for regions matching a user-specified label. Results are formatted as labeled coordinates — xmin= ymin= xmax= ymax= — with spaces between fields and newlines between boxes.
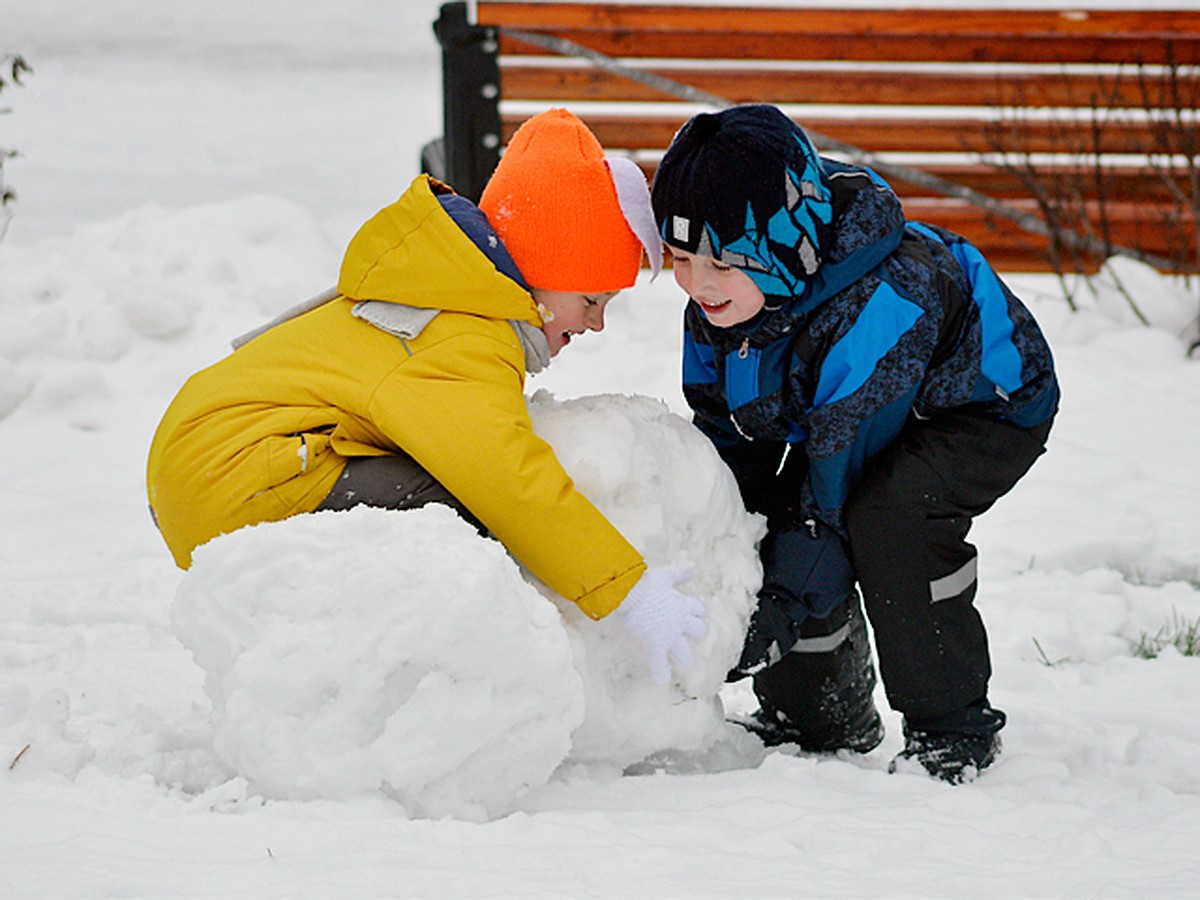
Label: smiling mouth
xmin=698 ymin=298 xmax=732 ymax=314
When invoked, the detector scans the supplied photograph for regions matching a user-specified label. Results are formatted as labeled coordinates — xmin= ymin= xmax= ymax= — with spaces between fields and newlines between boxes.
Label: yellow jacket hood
xmin=337 ymin=175 xmax=542 ymax=327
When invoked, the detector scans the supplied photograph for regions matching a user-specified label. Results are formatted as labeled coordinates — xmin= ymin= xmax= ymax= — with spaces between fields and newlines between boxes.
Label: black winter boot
xmin=739 ymin=591 xmax=884 ymax=754
xmin=889 ymin=699 xmax=1006 ymax=784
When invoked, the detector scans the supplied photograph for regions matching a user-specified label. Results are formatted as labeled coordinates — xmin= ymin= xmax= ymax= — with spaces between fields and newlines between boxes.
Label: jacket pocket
xmin=244 ymin=431 xmax=335 ymax=514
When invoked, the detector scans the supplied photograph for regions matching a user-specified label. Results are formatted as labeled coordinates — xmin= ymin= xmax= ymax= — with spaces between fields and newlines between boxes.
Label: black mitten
xmin=727 ymin=520 xmax=856 ymax=681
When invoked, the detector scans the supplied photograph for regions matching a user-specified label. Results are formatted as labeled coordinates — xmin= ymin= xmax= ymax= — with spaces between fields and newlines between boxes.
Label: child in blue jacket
xmin=651 ymin=105 xmax=1058 ymax=783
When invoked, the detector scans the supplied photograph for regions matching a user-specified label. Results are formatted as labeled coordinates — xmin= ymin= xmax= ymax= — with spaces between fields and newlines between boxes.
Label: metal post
xmin=428 ymin=2 xmax=501 ymax=202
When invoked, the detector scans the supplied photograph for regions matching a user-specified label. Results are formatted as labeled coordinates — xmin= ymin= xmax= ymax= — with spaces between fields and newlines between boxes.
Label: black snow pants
xmin=843 ymin=408 xmax=1053 ymax=721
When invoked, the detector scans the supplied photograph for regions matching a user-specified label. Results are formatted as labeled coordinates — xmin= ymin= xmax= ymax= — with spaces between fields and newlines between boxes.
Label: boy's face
xmin=530 ymin=288 xmax=619 ymax=356
xmin=667 ymin=247 xmax=765 ymax=327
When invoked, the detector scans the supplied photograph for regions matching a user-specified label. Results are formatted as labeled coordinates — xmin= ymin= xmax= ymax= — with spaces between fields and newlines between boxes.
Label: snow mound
xmin=172 ymin=392 xmax=764 ymax=819
xmin=0 ymin=197 xmax=336 ymax=423
xmin=525 ymin=391 xmax=765 ymax=766
xmin=174 ymin=504 xmax=582 ymax=822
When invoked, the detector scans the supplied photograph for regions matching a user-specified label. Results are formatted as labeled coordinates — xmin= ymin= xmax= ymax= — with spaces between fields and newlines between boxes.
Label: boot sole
xmin=730 ymin=707 xmax=885 ymax=754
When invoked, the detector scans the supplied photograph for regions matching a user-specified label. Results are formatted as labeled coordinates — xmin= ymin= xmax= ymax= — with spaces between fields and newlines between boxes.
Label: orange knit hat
xmin=478 ymin=108 xmax=654 ymax=293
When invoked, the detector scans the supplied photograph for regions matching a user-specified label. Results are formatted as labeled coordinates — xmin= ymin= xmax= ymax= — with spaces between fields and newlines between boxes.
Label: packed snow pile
xmin=525 ymin=391 xmax=766 ymax=767
xmin=172 ymin=391 xmax=765 ymax=820
xmin=0 ymin=196 xmax=338 ymax=427
xmin=175 ymin=505 xmax=584 ymax=822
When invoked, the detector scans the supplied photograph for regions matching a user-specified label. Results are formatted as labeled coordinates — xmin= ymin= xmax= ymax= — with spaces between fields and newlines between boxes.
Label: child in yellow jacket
xmin=147 ymin=109 xmax=707 ymax=684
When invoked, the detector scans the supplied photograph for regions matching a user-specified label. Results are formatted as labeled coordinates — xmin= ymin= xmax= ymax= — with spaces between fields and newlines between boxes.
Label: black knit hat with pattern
xmin=650 ymin=104 xmax=833 ymax=301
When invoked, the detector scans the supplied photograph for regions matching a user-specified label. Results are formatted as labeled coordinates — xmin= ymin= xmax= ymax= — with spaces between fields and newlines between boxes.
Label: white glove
xmin=616 ymin=566 xmax=709 ymax=685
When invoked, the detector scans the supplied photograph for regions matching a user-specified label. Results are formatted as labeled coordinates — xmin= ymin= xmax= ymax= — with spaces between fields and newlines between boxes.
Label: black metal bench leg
xmin=425 ymin=1 xmax=502 ymax=202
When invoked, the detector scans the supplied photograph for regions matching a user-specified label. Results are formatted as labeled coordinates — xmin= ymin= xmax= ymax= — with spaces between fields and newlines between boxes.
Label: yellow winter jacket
xmin=146 ymin=175 xmax=645 ymax=619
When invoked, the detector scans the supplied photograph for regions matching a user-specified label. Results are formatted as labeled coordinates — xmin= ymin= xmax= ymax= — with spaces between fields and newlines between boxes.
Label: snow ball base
xmin=173 ymin=392 xmax=764 ymax=820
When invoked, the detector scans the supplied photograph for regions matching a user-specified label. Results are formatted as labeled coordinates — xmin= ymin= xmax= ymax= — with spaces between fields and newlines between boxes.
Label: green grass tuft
xmin=1130 ymin=610 xmax=1200 ymax=659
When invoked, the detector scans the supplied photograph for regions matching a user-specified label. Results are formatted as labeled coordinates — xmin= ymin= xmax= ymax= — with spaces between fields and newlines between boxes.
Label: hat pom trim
xmin=606 ymin=155 xmax=662 ymax=280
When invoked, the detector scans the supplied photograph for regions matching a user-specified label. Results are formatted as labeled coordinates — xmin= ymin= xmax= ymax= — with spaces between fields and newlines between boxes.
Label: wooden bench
xmin=424 ymin=2 xmax=1199 ymax=273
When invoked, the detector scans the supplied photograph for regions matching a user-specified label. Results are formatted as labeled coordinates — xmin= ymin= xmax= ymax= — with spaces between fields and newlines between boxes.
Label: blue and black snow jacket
xmin=682 ymin=160 xmax=1060 ymax=535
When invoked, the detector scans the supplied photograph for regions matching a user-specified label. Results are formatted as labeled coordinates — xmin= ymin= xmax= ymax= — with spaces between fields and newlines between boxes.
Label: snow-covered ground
xmin=3 ymin=1 xmax=1199 ymax=896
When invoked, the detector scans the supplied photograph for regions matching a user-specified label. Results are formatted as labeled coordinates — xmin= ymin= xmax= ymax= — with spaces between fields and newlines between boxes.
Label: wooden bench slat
xmin=499 ymin=64 xmax=1196 ymax=110
xmin=498 ymin=31 xmax=1200 ymax=67
xmin=875 ymin=166 xmax=1198 ymax=204
xmin=899 ymin=198 xmax=1196 ymax=271
xmin=508 ymin=113 xmax=1190 ymax=157
xmin=479 ymin=4 xmax=1200 ymax=40
xmin=482 ymin=4 xmax=1200 ymax=65
xmin=903 ymin=198 xmax=1195 ymax=231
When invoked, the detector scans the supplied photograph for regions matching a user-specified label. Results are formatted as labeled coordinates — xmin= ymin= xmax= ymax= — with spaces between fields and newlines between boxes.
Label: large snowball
xmin=174 ymin=505 xmax=584 ymax=822
xmin=525 ymin=391 xmax=764 ymax=767
xmin=173 ymin=392 xmax=764 ymax=819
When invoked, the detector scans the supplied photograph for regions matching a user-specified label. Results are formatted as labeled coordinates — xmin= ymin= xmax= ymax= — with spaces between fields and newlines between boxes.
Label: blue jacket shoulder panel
xmin=812 ymin=279 xmax=924 ymax=409
xmin=907 ymin=222 xmax=1060 ymax=426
